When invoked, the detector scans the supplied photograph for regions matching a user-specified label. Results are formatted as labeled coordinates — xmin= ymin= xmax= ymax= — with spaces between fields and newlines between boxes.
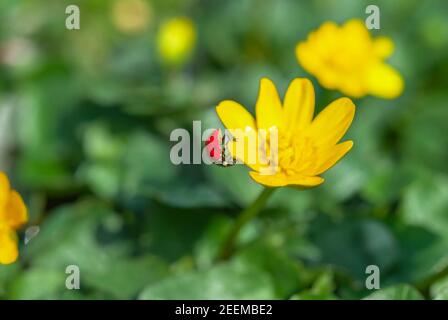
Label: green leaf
xmin=430 ymin=275 xmax=448 ymax=300
xmin=310 ymin=272 xmax=335 ymax=296
xmin=289 ymin=270 xmax=338 ymax=300
xmin=122 ymin=131 xmax=177 ymax=197
xmin=389 ymin=224 xmax=448 ymax=284
xmin=310 ymin=216 xmax=400 ymax=280
xmin=8 ymin=268 xmax=67 ymax=300
xmin=138 ymin=204 xmax=229 ymax=262
xmin=402 ymin=94 xmax=448 ymax=174
xmin=139 ymin=260 xmax=276 ymax=300
xmin=22 ymin=200 xmax=130 ymax=268
xmin=194 ymin=216 xmax=232 ymax=268
xmin=401 ymin=174 xmax=448 ymax=236
xmin=270 ymin=187 xmax=312 ymax=215
xmin=363 ymin=284 xmax=424 ymax=300
xmin=84 ymin=256 xmax=168 ymax=299
xmin=83 ymin=122 xmax=126 ymax=162
xmin=234 ymin=243 xmax=303 ymax=298
xmin=20 ymin=200 xmax=169 ymax=299
xmin=80 ymin=128 xmax=178 ymax=201
xmin=290 ymin=292 xmax=337 ymax=300
xmin=79 ymin=162 xmax=121 ymax=199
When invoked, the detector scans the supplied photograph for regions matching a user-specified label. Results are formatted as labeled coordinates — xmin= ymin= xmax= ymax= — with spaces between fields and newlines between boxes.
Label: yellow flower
xmin=216 ymin=78 xmax=355 ymax=188
xmin=296 ymin=19 xmax=404 ymax=99
xmin=0 ymin=172 xmax=27 ymax=265
xmin=112 ymin=0 xmax=152 ymax=34
xmin=157 ymin=17 xmax=196 ymax=66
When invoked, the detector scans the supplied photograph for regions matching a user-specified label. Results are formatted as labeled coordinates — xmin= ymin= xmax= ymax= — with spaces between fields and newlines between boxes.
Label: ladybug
xmin=204 ymin=129 xmax=235 ymax=167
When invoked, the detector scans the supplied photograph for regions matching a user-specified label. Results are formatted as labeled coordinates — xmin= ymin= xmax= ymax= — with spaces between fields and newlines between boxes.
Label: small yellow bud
xmin=157 ymin=17 xmax=196 ymax=66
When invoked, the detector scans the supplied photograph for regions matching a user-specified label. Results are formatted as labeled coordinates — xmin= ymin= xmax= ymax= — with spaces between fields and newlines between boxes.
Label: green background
xmin=0 ymin=0 xmax=447 ymax=300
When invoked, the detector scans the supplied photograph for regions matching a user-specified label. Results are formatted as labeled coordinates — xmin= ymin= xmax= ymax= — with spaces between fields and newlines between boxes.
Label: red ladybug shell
xmin=204 ymin=129 xmax=222 ymax=161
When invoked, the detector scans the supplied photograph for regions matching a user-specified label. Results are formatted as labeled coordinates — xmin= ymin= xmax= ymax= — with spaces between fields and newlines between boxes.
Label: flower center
xmin=276 ymin=132 xmax=317 ymax=176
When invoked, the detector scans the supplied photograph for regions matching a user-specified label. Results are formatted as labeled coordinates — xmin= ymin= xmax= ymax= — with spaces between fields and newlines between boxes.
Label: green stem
xmin=218 ymin=187 xmax=276 ymax=260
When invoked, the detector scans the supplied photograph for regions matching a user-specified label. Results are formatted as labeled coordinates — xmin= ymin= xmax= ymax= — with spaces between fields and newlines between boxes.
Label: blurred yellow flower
xmin=296 ymin=19 xmax=404 ymax=99
xmin=112 ymin=0 xmax=152 ymax=33
xmin=0 ymin=172 xmax=27 ymax=265
xmin=216 ymin=78 xmax=355 ymax=188
xmin=157 ymin=17 xmax=196 ymax=66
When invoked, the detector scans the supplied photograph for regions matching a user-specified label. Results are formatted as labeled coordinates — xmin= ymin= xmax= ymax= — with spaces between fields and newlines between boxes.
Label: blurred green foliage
xmin=0 ymin=0 xmax=447 ymax=300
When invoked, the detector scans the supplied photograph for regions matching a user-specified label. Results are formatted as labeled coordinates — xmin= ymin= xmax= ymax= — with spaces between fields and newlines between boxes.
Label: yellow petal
xmin=255 ymin=78 xmax=283 ymax=131
xmin=0 ymin=172 xmax=11 ymax=209
xmin=283 ymin=78 xmax=315 ymax=135
xmin=373 ymin=37 xmax=394 ymax=59
xmin=341 ymin=19 xmax=371 ymax=47
xmin=216 ymin=100 xmax=256 ymax=132
xmin=309 ymin=141 xmax=354 ymax=175
xmin=339 ymin=75 xmax=367 ymax=98
xmin=227 ymin=134 xmax=260 ymax=171
xmin=315 ymin=22 xmax=339 ymax=49
xmin=295 ymin=42 xmax=319 ymax=74
xmin=307 ymin=97 xmax=355 ymax=146
xmin=249 ymin=171 xmax=324 ymax=188
xmin=307 ymin=22 xmax=339 ymax=57
xmin=0 ymin=228 xmax=19 ymax=265
xmin=3 ymin=191 xmax=28 ymax=230
xmin=365 ymin=62 xmax=404 ymax=99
